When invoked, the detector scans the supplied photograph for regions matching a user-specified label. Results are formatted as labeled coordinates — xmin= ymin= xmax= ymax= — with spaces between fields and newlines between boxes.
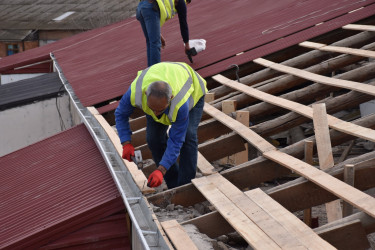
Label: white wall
xmin=0 ymin=94 xmax=77 ymax=157
xmin=1 ymin=73 xmax=45 ymax=85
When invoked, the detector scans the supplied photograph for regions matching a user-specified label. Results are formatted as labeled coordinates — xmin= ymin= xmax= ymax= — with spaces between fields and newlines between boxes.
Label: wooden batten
xmin=304 ymin=140 xmax=314 ymax=227
xmin=213 ymin=74 xmax=375 ymax=143
xmin=313 ymin=103 xmax=342 ymax=222
xmin=87 ymin=107 xmax=154 ymax=194
xmin=300 ymin=41 xmax=375 ymax=59
xmin=161 ymin=220 xmax=198 ymax=250
xmin=343 ymin=164 xmax=355 ymax=217
xmin=139 ymin=28 xmax=375 ymax=249
xmin=342 ymin=24 xmax=375 ymax=32
xmin=253 ymin=57 xmax=375 ymax=97
xmin=192 ymin=174 xmax=334 ymax=249
xmin=197 ymin=152 xmax=216 ymax=176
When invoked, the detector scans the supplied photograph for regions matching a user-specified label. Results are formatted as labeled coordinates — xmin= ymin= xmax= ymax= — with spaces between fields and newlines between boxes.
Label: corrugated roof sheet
xmin=42 ymin=211 xmax=130 ymax=249
xmin=0 ymin=29 xmax=32 ymax=41
xmin=0 ymin=124 xmax=124 ymax=249
xmin=0 ymin=0 xmax=374 ymax=108
xmin=0 ymin=73 xmax=63 ymax=110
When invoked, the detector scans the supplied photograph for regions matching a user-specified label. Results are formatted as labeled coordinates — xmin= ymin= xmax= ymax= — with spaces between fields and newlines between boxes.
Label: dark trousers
xmin=146 ymin=97 xmax=204 ymax=188
xmin=136 ymin=1 xmax=161 ymax=67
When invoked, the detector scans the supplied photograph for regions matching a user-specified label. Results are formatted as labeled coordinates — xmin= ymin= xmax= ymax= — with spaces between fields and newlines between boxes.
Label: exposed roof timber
xmin=144 ymin=25 xmax=375 ymax=245
xmin=186 ymin=153 xmax=375 ymax=233
xmin=193 ymin=174 xmax=335 ymax=249
xmin=343 ymin=24 xmax=375 ymax=31
xmin=299 ymin=41 xmax=375 ymax=58
xmin=253 ymin=58 xmax=375 ymax=97
xmin=147 ymin=115 xmax=375 ymax=207
xmin=213 ymin=74 xmax=375 ymax=143
xmin=211 ymin=31 xmax=375 ymax=100
xmin=202 ymin=102 xmax=375 ymax=218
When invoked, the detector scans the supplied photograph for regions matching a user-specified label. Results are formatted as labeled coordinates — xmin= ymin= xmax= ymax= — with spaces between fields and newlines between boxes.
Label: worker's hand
xmin=147 ymin=169 xmax=163 ymax=187
xmin=184 ymin=42 xmax=191 ymax=52
xmin=122 ymin=143 xmax=135 ymax=161
xmin=161 ymin=35 xmax=166 ymax=49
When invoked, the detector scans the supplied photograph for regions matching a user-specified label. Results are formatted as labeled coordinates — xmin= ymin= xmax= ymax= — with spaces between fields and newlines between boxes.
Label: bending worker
xmin=136 ymin=0 xmax=191 ymax=67
xmin=115 ymin=62 xmax=207 ymax=188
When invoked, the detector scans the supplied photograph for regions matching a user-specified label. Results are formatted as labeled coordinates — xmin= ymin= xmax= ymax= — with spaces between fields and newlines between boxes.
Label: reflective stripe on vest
xmin=134 ymin=62 xmax=205 ymax=122
xmin=158 ymin=0 xmax=190 ymax=26
xmin=134 ymin=66 xmax=151 ymax=109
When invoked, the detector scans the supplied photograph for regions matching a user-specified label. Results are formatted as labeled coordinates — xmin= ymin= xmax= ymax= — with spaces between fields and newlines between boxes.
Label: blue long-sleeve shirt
xmin=115 ymin=88 xmax=189 ymax=170
xmin=176 ymin=0 xmax=189 ymax=43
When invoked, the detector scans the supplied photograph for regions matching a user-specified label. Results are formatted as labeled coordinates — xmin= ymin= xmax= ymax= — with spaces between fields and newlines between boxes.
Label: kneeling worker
xmin=115 ymin=62 xmax=207 ymax=189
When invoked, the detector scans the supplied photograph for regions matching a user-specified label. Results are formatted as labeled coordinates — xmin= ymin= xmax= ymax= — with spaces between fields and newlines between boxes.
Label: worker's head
xmin=146 ymin=81 xmax=173 ymax=116
xmin=186 ymin=0 xmax=191 ymax=4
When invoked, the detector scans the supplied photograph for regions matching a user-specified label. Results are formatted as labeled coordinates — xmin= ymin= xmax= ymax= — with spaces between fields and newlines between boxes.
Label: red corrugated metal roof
xmin=0 ymin=124 xmax=128 ymax=249
xmin=42 ymin=212 xmax=130 ymax=250
xmin=0 ymin=0 xmax=374 ymax=108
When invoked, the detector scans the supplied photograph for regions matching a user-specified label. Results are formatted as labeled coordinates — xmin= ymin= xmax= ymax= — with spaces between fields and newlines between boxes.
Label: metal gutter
xmin=51 ymin=53 xmax=169 ymax=250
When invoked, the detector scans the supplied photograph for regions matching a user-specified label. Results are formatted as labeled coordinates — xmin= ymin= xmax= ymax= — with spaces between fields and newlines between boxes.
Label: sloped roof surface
xmin=0 ymin=73 xmax=63 ymax=110
xmin=0 ymin=124 xmax=123 ymax=249
xmin=0 ymin=0 xmax=374 ymax=108
xmin=0 ymin=29 xmax=32 ymax=41
xmin=0 ymin=0 xmax=137 ymax=30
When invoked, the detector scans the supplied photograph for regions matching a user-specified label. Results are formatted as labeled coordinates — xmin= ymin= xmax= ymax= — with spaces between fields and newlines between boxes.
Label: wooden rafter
xmin=203 ymin=102 xmax=375 ymax=218
xmin=342 ymin=24 xmax=375 ymax=31
xmin=212 ymin=74 xmax=375 ymax=143
xmin=300 ymin=41 xmax=375 ymax=59
xmin=253 ymin=58 xmax=375 ymax=96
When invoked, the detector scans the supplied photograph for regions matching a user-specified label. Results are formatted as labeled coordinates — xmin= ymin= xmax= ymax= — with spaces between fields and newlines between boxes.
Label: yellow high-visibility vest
xmin=156 ymin=0 xmax=188 ymax=27
xmin=130 ymin=62 xmax=207 ymax=125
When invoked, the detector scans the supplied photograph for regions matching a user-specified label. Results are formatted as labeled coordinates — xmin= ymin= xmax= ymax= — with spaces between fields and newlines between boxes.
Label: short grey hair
xmin=145 ymin=81 xmax=172 ymax=103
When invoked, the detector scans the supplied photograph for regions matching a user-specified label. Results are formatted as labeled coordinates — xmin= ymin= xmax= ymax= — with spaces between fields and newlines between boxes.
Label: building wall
xmin=0 ymin=94 xmax=75 ymax=157
xmin=39 ymin=30 xmax=84 ymax=41
xmin=1 ymin=73 xmax=46 ymax=85
xmin=0 ymin=30 xmax=78 ymax=58
xmin=0 ymin=41 xmax=38 ymax=58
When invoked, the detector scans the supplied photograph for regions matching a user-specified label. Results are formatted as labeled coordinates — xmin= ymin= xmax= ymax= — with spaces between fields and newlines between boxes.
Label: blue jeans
xmin=146 ymin=97 xmax=205 ymax=189
xmin=136 ymin=1 xmax=161 ymax=67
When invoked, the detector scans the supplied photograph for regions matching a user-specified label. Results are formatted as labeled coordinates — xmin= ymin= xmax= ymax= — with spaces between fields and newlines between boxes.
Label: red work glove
xmin=147 ymin=169 xmax=163 ymax=187
xmin=122 ymin=143 xmax=135 ymax=161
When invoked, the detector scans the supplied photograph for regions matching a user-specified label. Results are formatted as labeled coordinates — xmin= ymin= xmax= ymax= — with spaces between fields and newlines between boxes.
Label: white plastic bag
xmin=188 ymin=39 xmax=206 ymax=53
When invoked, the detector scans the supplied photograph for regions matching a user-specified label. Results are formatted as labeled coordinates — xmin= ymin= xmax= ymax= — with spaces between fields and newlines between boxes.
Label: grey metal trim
xmin=51 ymin=53 xmax=170 ymax=250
